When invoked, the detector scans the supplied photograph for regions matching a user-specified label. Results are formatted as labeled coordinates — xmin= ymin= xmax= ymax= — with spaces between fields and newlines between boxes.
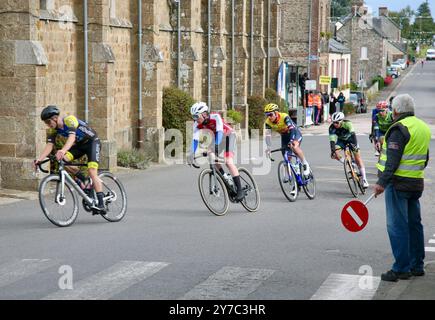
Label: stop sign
xmin=341 ymin=200 xmax=369 ymax=232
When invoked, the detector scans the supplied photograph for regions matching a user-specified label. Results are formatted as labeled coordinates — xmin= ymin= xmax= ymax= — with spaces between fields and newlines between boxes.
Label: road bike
xmin=270 ymin=147 xmax=316 ymax=202
xmin=343 ymin=144 xmax=366 ymax=198
xmin=36 ymin=155 xmax=127 ymax=227
xmin=191 ymin=152 xmax=260 ymax=216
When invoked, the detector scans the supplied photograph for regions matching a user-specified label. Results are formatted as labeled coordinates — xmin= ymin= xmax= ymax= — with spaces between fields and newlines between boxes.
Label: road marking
xmin=0 ymin=259 xmax=57 ymax=288
xmin=42 ymin=261 xmax=169 ymax=300
xmin=425 ymin=247 xmax=435 ymax=253
xmin=345 ymin=206 xmax=364 ymax=227
xmin=179 ymin=266 xmax=275 ymax=300
xmin=429 ymin=239 xmax=435 ymax=244
xmin=310 ymin=273 xmax=380 ymax=300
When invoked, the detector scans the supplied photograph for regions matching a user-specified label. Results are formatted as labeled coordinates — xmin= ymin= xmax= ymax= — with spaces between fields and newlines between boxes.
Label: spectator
xmin=329 ymin=92 xmax=337 ymax=118
xmin=337 ymin=92 xmax=345 ymax=113
xmin=299 ymin=73 xmax=309 ymax=107
xmin=373 ymin=94 xmax=431 ymax=282
xmin=313 ymin=92 xmax=322 ymax=125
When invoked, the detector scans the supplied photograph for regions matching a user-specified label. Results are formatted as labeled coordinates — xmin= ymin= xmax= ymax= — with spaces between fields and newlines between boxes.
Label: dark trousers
xmin=314 ymin=107 xmax=321 ymax=125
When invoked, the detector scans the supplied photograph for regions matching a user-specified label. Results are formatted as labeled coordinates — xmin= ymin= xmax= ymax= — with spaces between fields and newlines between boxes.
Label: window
xmin=360 ymin=47 xmax=368 ymax=60
xmin=110 ymin=0 xmax=116 ymax=19
xmin=40 ymin=0 xmax=54 ymax=10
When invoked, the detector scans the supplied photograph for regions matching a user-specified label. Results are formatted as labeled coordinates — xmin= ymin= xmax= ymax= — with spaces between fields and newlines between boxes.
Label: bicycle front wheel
xmin=198 ymin=169 xmax=229 ymax=216
xmin=302 ymin=166 xmax=316 ymax=200
xmin=238 ymin=167 xmax=260 ymax=212
xmin=39 ymin=175 xmax=78 ymax=227
xmin=277 ymin=161 xmax=298 ymax=202
xmin=98 ymin=172 xmax=128 ymax=222
xmin=344 ymin=159 xmax=358 ymax=198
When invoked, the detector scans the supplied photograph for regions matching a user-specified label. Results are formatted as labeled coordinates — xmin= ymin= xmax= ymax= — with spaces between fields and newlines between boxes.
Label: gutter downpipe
xmin=307 ymin=0 xmax=313 ymax=78
xmin=267 ymin=0 xmax=270 ymax=89
xmin=207 ymin=0 xmax=211 ymax=108
xmin=250 ymin=0 xmax=254 ymax=96
xmin=231 ymin=0 xmax=235 ymax=109
xmin=177 ymin=0 xmax=181 ymax=88
xmin=84 ymin=0 xmax=89 ymax=123
xmin=137 ymin=0 xmax=144 ymax=148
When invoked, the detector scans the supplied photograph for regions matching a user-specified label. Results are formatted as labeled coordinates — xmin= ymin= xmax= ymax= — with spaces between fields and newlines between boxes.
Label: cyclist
xmin=329 ymin=112 xmax=369 ymax=188
xmin=188 ymin=102 xmax=245 ymax=202
xmin=370 ymin=100 xmax=387 ymax=156
xmin=263 ymin=103 xmax=311 ymax=176
xmin=373 ymin=101 xmax=394 ymax=156
xmin=33 ymin=105 xmax=106 ymax=214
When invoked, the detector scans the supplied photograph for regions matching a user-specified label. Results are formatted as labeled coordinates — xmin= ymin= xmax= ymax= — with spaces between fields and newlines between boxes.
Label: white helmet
xmin=331 ymin=112 xmax=345 ymax=122
xmin=190 ymin=102 xmax=209 ymax=117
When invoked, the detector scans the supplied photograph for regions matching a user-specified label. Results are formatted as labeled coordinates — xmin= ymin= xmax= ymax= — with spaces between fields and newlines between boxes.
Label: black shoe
xmin=381 ymin=270 xmax=411 ymax=282
xmin=411 ymin=269 xmax=425 ymax=276
xmin=235 ymin=190 xmax=245 ymax=202
xmin=91 ymin=204 xmax=106 ymax=215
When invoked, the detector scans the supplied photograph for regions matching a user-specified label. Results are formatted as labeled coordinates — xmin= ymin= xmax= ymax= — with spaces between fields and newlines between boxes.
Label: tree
xmin=389 ymin=6 xmax=414 ymax=39
xmin=413 ymin=1 xmax=434 ymax=45
xmin=331 ymin=0 xmax=353 ymax=21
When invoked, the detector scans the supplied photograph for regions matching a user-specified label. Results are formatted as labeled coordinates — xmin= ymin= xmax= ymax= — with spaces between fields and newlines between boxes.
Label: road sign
xmin=341 ymin=200 xmax=369 ymax=232
xmin=319 ymin=76 xmax=331 ymax=85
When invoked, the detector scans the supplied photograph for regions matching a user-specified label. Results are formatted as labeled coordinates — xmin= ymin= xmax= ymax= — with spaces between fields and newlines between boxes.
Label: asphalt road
xmin=0 ymin=61 xmax=434 ymax=300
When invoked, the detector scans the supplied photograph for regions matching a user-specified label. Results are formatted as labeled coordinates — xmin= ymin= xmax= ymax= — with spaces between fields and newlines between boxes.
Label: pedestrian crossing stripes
xmin=179 ymin=266 xmax=275 ymax=300
xmin=42 ymin=261 xmax=169 ymax=300
xmin=310 ymin=273 xmax=381 ymax=300
xmin=0 ymin=259 xmax=58 ymax=289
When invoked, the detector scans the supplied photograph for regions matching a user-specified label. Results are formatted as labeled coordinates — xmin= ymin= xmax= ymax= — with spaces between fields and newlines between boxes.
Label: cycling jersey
xmin=265 ymin=112 xmax=300 ymax=136
xmin=192 ymin=112 xmax=234 ymax=157
xmin=374 ymin=110 xmax=393 ymax=138
xmin=329 ymin=120 xmax=355 ymax=142
xmin=47 ymin=115 xmax=97 ymax=144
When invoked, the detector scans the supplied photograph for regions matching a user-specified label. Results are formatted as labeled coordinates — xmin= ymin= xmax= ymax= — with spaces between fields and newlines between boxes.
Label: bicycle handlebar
xmin=35 ymin=155 xmax=89 ymax=173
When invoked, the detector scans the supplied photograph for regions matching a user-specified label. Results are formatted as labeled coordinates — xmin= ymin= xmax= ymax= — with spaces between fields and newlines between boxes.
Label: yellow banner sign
xmin=319 ymin=76 xmax=331 ymax=85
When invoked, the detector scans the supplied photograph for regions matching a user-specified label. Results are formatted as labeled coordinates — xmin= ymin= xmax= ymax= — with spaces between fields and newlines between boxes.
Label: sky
xmin=364 ymin=0 xmax=435 ymax=17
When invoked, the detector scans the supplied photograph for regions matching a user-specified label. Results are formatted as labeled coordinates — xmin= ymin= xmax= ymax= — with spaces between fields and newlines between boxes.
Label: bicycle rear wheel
xmin=198 ymin=169 xmax=229 ymax=216
xmin=98 ymin=172 xmax=128 ymax=222
xmin=344 ymin=158 xmax=359 ymax=198
xmin=277 ymin=161 xmax=298 ymax=202
xmin=301 ymin=165 xmax=316 ymax=200
xmin=39 ymin=175 xmax=78 ymax=227
xmin=238 ymin=167 xmax=260 ymax=212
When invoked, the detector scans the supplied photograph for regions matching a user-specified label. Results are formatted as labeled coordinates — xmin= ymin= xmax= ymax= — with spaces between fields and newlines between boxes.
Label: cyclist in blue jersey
xmin=33 ymin=105 xmax=106 ymax=214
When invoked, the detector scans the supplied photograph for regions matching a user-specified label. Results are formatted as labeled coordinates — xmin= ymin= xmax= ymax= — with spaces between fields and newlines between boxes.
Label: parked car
xmin=387 ymin=66 xmax=399 ymax=78
xmin=395 ymin=59 xmax=407 ymax=69
xmin=391 ymin=61 xmax=405 ymax=71
xmin=426 ymin=49 xmax=435 ymax=61
xmin=349 ymin=92 xmax=367 ymax=113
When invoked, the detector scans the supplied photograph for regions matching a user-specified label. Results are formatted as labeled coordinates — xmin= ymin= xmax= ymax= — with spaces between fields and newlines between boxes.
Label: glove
xmin=32 ymin=159 xmax=40 ymax=171
xmin=330 ymin=151 xmax=337 ymax=159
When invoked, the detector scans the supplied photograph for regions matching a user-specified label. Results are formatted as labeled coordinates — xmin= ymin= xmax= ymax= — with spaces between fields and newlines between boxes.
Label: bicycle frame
xmin=271 ymin=147 xmax=309 ymax=186
xmin=344 ymin=146 xmax=360 ymax=182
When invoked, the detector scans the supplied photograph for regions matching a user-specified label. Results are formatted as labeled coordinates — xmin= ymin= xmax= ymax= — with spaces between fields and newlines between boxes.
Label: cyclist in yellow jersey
xmin=264 ymin=103 xmax=311 ymax=176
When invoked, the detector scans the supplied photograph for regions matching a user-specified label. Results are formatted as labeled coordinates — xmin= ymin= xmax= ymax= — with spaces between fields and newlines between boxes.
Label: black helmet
xmin=41 ymin=105 xmax=60 ymax=121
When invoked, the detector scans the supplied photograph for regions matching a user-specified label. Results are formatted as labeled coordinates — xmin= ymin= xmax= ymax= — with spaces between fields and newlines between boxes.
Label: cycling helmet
xmin=376 ymin=100 xmax=388 ymax=109
xmin=264 ymin=103 xmax=279 ymax=113
xmin=41 ymin=105 xmax=60 ymax=121
xmin=331 ymin=112 xmax=345 ymax=122
xmin=190 ymin=102 xmax=209 ymax=117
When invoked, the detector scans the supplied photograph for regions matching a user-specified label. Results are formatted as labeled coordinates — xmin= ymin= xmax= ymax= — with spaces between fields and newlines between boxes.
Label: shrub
xmin=350 ymin=82 xmax=358 ymax=91
xmin=247 ymin=95 xmax=268 ymax=131
xmin=117 ymin=148 xmax=150 ymax=170
xmin=226 ymin=109 xmax=243 ymax=124
xmin=264 ymin=88 xmax=288 ymax=112
xmin=343 ymin=102 xmax=355 ymax=116
xmin=372 ymin=75 xmax=384 ymax=90
xmin=162 ymin=87 xmax=196 ymax=148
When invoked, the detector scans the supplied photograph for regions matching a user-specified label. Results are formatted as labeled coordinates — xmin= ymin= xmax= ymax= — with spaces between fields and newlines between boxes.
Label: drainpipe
xmin=231 ymin=0 xmax=235 ymax=109
xmin=267 ymin=0 xmax=270 ymax=88
xmin=177 ymin=0 xmax=181 ymax=88
xmin=207 ymin=0 xmax=211 ymax=108
xmin=137 ymin=0 xmax=144 ymax=149
xmin=307 ymin=0 xmax=313 ymax=78
xmin=250 ymin=0 xmax=254 ymax=96
xmin=84 ymin=0 xmax=88 ymax=123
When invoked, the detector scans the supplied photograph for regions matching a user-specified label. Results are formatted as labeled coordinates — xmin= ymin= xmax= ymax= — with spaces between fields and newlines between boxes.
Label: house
xmin=328 ymin=38 xmax=352 ymax=97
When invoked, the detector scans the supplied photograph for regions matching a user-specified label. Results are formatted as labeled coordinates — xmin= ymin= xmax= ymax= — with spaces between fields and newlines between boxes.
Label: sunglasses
xmin=265 ymin=112 xmax=275 ymax=117
xmin=44 ymin=119 xmax=53 ymax=125
xmin=333 ymin=121 xmax=341 ymax=125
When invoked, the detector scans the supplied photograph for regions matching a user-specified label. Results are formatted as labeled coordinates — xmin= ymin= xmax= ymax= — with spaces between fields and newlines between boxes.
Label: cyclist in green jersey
xmin=329 ymin=112 xmax=369 ymax=188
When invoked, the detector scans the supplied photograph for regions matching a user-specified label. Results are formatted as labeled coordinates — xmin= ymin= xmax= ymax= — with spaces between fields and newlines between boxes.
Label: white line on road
xmin=429 ymin=239 xmax=435 ymax=244
xmin=42 ymin=261 xmax=169 ymax=300
xmin=310 ymin=273 xmax=381 ymax=300
xmin=179 ymin=266 xmax=275 ymax=300
xmin=0 ymin=259 xmax=58 ymax=288
xmin=425 ymin=247 xmax=435 ymax=253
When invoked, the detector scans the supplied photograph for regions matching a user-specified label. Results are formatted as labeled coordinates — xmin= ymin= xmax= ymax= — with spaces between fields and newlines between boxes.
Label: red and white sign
xmin=341 ymin=200 xmax=369 ymax=232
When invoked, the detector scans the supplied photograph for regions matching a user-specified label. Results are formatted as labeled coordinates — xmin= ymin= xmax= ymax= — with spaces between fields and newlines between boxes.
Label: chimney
xmin=379 ymin=7 xmax=388 ymax=17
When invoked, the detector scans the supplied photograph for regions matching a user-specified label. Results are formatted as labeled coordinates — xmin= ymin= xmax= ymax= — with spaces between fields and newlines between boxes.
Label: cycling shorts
xmin=215 ymin=132 xmax=236 ymax=159
xmin=65 ymin=138 xmax=101 ymax=169
xmin=335 ymin=139 xmax=360 ymax=154
xmin=281 ymin=132 xmax=303 ymax=157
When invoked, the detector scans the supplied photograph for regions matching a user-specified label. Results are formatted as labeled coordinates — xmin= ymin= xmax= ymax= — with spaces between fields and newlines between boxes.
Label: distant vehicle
xmin=350 ymin=91 xmax=367 ymax=113
xmin=391 ymin=62 xmax=403 ymax=71
xmin=393 ymin=59 xmax=407 ymax=70
xmin=426 ymin=49 xmax=435 ymax=61
xmin=387 ymin=66 xmax=399 ymax=78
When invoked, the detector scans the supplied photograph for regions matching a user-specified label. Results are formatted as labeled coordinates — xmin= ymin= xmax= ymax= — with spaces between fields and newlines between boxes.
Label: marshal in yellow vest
xmin=376 ymin=116 xmax=431 ymax=179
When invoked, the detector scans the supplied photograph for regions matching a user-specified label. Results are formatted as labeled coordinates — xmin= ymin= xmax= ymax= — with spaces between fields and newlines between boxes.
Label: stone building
xmin=0 ymin=0 xmax=284 ymax=191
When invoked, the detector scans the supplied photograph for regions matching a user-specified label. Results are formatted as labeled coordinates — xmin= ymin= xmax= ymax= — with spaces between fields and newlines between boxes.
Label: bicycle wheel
xmin=238 ymin=167 xmax=260 ymax=212
xmin=98 ymin=172 xmax=128 ymax=222
xmin=344 ymin=158 xmax=359 ymax=198
xmin=39 ymin=175 xmax=78 ymax=227
xmin=301 ymin=165 xmax=316 ymax=200
xmin=277 ymin=161 xmax=298 ymax=202
xmin=198 ymin=169 xmax=229 ymax=216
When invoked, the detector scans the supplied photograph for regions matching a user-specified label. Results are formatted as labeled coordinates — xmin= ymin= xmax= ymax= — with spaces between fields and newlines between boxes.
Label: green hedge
xmin=117 ymin=148 xmax=150 ymax=170
xmin=226 ymin=109 xmax=243 ymax=124
xmin=162 ymin=87 xmax=195 ymax=148
xmin=343 ymin=102 xmax=355 ymax=116
xmin=248 ymin=88 xmax=287 ymax=131
xmin=372 ymin=75 xmax=385 ymax=90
